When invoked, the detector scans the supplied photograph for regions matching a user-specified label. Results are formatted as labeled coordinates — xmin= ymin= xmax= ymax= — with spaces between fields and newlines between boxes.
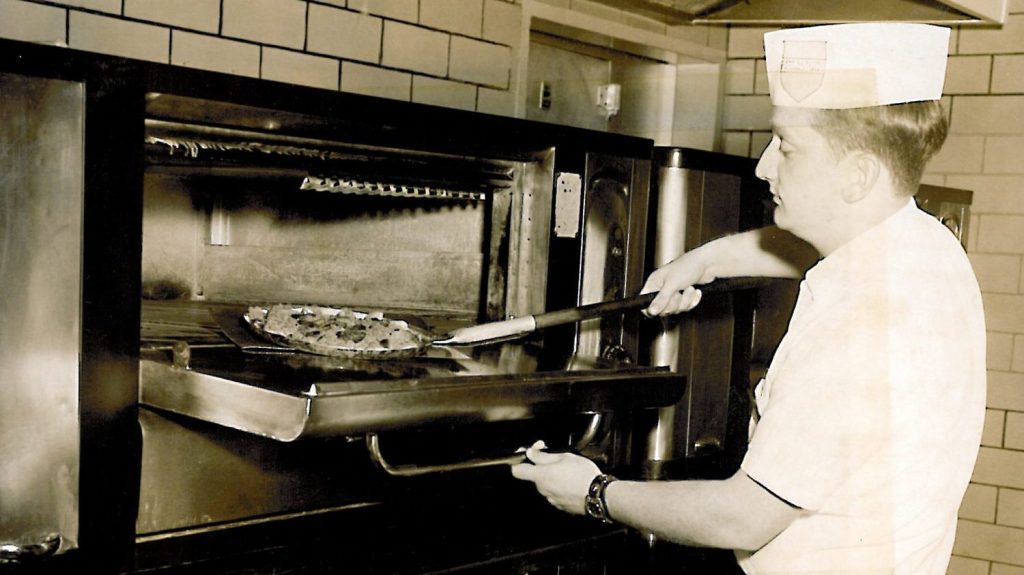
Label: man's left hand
xmin=510 ymin=440 xmax=602 ymax=515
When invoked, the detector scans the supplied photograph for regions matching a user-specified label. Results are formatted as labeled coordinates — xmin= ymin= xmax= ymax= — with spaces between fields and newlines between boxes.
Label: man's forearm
xmin=601 ymin=471 xmax=801 ymax=552
xmin=692 ymin=226 xmax=819 ymax=283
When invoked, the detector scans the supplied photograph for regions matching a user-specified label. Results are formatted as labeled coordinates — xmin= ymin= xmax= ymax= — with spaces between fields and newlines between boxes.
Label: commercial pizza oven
xmin=130 ymin=84 xmax=693 ymax=575
xmin=0 ymin=40 xmax=766 ymax=573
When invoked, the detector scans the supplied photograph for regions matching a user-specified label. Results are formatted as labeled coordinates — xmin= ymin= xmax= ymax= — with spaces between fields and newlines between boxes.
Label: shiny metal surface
xmin=139 ymin=353 xmax=680 ymax=442
xmin=590 ymin=0 xmax=1004 ymax=25
xmin=0 ymin=533 xmax=62 ymax=564
xmin=577 ymin=175 xmax=630 ymax=358
xmin=135 ymin=408 xmax=384 ymax=534
xmin=646 ymin=160 xmax=688 ymax=464
xmin=366 ymin=413 xmax=605 ymax=477
xmin=0 ymin=72 xmax=83 ymax=556
xmin=366 ymin=433 xmax=528 ymax=477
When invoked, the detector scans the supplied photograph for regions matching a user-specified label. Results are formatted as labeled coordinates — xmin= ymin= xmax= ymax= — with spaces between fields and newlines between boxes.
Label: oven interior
xmin=134 ymin=94 xmax=680 ymax=541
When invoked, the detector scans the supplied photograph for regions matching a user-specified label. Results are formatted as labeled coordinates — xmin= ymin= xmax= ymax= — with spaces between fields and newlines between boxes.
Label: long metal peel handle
xmin=365 ymin=413 xmax=605 ymax=477
xmin=531 ymin=276 xmax=764 ymax=330
xmin=532 ymin=293 xmax=656 ymax=330
xmin=434 ymin=315 xmax=537 ymax=345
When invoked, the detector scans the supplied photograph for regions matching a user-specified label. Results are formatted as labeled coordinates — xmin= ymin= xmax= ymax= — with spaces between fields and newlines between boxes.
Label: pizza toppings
xmin=246 ymin=304 xmax=431 ymax=357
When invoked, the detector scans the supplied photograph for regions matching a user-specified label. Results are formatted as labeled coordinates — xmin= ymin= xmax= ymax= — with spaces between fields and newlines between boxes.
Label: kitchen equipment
xmin=437 ymin=276 xmax=765 ymax=346
xmin=0 ymin=39 xmax=776 ymax=574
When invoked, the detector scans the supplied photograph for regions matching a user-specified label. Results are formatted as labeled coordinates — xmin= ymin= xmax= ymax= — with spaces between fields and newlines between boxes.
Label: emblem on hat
xmin=764 ymin=23 xmax=949 ymax=109
xmin=780 ymin=40 xmax=827 ymax=103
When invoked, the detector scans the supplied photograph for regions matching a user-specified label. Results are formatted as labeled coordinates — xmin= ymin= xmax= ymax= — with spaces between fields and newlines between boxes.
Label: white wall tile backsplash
xmin=70 ymin=11 xmax=169 ymax=63
xmin=340 ymin=61 xmax=412 ymax=101
xmin=307 ymin=4 xmax=382 ymax=63
xmin=222 ymin=0 xmax=306 ymax=50
xmin=382 ymin=20 xmax=449 ymax=77
xmin=262 ymin=47 xmax=339 ymax=90
xmin=0 ymin=0 xmax=65 ymax=45
xmin=171 ymin=29 xmax=260 ymax=77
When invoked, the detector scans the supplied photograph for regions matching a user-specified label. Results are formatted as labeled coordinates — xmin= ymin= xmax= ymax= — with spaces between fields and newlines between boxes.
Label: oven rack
xmin=299 ymin=175 xmax=486 ymax=201
xmin=144 ymin=120 xmax=514 ymax=202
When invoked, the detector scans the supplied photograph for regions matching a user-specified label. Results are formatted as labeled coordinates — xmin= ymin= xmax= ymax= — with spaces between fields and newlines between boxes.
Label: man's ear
xmin=840 ymin=151 xmax=881 ymax=204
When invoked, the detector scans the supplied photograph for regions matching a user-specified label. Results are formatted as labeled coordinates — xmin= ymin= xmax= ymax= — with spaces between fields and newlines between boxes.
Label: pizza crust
xmin=245 ymin=304 xmax=432 ymax=358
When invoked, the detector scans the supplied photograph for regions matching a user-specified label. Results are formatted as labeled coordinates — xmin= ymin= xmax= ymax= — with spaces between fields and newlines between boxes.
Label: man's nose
xmin=754 ymin=137 xmax=779 ymax=182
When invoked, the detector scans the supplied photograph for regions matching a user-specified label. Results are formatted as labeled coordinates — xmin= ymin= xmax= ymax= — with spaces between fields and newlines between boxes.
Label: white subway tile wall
xmin=307 ymin=4 xmax=382 ymax=63
xmin=419 ymin=0 xmax=482 ymax=37
xmin=449 ymin=36 xmax=510 ymax=88
xmin=993 ymin=55 xmax=1024 ymax=93
xmin=381 ymin=20 xmax=449 ymax=77
xmin=993 ymin=563 xmax=1024 ymax=575
xmin=222 ymin=0 xmax=306 ymax=50
xmin=46 ymin=0 xmax=119 ymax=15
xmin=124 ymin=0 xmax=220 ymax=34
xmin=724 ymin=11 xmax=1024 ymax=575
xmin=1014 ymin=337 xmax=1024 ymax=372
xmin=483 ymin=0 xmax=521 ymax=46
xmin=70 ymin=11 xmax=170 ymax=63
xmin=261 ymin=47 xmax=339 ymax=90
xmin=0 ymin=0 xmax=722 ymax=118
xmin=412 ymin=74 xmax=476 ymax=110
xmin=944 ymin=55 xmax=992 ymax=94
xmin=0 ymin=0 xmax=65 ymax=45
xmin=949 ymin=556 xmax=993 ymax=575
xmin=961 ymin=483 xmax=999 ymax=522
xmin=349 ymin=0 xmax=418 ymax=23
xmin=725 ymin=59 xmax=754 ymax=95
xmin=340 ymin=61 xmax=411 ymax=101
xmin=171 ymin=29 xmax=259 ymax=77
xmin=0 ymin=0 xmax=523 ymax=113
xmin=983 ymin=409 xmax=1007 ymax=447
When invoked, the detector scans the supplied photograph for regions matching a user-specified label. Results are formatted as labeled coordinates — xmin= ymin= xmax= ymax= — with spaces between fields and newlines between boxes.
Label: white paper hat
xmin=764 ymin=23 xmax=950 ymax=109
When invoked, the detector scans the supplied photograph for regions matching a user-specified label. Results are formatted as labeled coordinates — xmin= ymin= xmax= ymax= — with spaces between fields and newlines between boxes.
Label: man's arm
xmin=511 ymin=443 xmax=802 ymax=552
xmin=643 ymin=226 xmax=818 ymax=316
xmin=603 ymin=471 xmax=801 ymax=551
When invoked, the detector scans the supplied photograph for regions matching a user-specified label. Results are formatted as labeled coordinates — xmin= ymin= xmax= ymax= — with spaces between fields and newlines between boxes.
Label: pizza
xmin=245 ymin=304 xmax=432 ymax=358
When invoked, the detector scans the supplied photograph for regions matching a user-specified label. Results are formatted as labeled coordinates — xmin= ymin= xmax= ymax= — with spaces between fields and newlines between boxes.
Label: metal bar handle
xmin=366 ymin=414 xmax=605 ymax=477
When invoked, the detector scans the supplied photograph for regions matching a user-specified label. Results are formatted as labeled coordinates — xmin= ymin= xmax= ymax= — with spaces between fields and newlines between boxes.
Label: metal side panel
xmin=0 ymin=73 xmax=84 ymax=556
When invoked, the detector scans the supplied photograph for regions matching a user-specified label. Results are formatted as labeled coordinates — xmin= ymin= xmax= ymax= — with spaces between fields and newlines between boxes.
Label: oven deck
xmin=140 ymin=301 xmax=684 ymax=441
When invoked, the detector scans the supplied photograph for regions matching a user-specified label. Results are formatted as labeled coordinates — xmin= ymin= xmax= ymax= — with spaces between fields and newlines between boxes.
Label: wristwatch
xmin=584 ymin=473 xmax=617 ymax=524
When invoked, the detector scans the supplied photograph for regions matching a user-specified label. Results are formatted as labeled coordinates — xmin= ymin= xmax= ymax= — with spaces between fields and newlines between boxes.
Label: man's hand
xmin=641 ymin=255 xmax=707 ymax=317
xmin=510 ymin=440 xmax=602 ymax=515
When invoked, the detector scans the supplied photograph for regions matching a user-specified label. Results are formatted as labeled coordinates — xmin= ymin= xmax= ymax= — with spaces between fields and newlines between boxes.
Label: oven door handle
xmin=365 ymin=413 xmax=605 ymax=477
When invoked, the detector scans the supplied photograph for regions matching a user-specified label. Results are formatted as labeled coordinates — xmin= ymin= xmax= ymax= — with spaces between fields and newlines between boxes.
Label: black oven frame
xmin=1 ymin=39 xmax=685 ymax=574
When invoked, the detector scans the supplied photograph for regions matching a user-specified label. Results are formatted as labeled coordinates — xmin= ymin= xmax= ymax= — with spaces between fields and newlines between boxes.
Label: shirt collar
xmin=801 ymin=199 xmax=918 ymax=305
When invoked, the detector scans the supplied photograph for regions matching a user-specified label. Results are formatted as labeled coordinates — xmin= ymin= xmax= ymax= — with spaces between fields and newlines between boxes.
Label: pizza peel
xmin=433 ymin=277 xmax=765 ymax=347
xmin=234 ymin=277 xmax=765 ymax=358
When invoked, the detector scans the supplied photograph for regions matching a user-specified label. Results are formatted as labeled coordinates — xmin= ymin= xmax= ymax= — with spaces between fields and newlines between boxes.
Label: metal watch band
xmin=584 ymin=473 xmax=617 ymax=524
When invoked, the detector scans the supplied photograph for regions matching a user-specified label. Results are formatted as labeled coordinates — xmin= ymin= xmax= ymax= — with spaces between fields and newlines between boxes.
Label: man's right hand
xmin=640 ymin=254 xmax=708 ymax=317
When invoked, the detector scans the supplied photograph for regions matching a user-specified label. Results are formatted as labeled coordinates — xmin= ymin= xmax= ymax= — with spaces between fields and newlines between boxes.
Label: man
xmin=512 ymin=23 xmax=986 ymax=574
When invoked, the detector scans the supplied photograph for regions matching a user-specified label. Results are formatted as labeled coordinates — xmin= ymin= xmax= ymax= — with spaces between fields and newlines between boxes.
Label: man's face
xmin=755 ymin=107 xmax=847 ymax=247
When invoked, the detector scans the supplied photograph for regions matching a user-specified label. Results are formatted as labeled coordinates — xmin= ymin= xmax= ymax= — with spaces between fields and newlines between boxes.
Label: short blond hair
xmin=811 ymin=101 xmax=948 ymax=196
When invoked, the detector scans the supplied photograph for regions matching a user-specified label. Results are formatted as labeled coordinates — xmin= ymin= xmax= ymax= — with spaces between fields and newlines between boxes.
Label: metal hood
xmin=592 ymin=0 xmax=1007 ymax=25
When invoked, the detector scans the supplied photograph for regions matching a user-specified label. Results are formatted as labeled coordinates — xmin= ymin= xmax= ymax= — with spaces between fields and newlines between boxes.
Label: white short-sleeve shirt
xmin=736 ymin=201 xmax=986 ymax=575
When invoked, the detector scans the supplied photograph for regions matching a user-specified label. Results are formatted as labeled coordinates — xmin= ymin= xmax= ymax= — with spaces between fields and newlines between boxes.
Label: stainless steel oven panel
xmin=0 ymin=73 xmax=84 ymax=557
xmin=135 ymin=408 xmax=383 ymax=535
xmin=139 ymin=355 xmax=679 ymax=441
